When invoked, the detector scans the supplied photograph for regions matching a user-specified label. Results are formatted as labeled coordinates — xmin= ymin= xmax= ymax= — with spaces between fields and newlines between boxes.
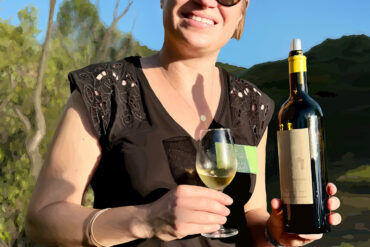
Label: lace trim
xmin=115 ymin=64 xmax=147 ymax=129
xmin=70 ymin=59 xmax=147 ymax=138
xmin=228 ymin=75 xmax=271 ymax=143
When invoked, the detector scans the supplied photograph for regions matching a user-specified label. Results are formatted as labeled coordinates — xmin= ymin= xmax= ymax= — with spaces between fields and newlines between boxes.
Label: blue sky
xmin=0 ymin=0 xmax=369 ymax=68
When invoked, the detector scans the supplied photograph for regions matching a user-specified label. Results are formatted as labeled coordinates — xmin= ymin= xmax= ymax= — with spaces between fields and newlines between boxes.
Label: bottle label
xmin=277 ymin=128 xmax=313 ymax=204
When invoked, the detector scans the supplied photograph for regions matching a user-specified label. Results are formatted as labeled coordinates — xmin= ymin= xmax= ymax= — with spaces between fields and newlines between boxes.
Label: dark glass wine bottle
xmin=277 ymin=39 xmax=331 ymax=234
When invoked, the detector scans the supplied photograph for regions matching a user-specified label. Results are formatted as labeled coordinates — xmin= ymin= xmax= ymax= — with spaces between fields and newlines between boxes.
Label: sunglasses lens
xmin=217 ymin=0 xmax=240 ymax=6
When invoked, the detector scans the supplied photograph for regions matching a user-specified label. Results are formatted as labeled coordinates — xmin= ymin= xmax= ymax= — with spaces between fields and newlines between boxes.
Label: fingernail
xmin=227 ymin=197 xmax=233 ymax=204
xmin=225 ymin=207 xmax=231 ymax=215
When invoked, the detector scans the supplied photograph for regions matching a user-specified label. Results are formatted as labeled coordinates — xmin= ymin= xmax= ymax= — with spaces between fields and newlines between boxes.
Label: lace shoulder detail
xmin=68 ymin=57 xmax=147 ymax=140
xmin=228 ymin=74 xmax=275 ymax=145
xmin=113 ymin=58 xmax=147 ymax=130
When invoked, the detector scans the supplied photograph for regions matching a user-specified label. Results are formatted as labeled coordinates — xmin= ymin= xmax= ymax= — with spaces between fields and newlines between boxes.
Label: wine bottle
xmin=277 ymin=39 xmax=331 ymax=234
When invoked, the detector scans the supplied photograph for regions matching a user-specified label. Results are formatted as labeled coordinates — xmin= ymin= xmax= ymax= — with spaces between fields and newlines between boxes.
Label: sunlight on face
xmin=161 ymin=0 xmax=245 ymax=54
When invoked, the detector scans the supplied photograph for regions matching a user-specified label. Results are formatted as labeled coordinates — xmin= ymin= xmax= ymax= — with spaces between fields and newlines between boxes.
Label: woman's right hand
xmin=142 ymin=185 xmax=233 ymax=241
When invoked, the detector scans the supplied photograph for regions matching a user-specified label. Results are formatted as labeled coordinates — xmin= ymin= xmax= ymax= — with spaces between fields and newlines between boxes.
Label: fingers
xmin=326 ymin=183 xmax=337 ymax=195
xmin=279 ymin=233 xmax=316 ymax=247
xmin=297 ymin=233 xmax=323 ymax=240
xmin=175 ymin=185 xmax=233 ymax=205
xmin=329 ymin=212 xmax=342 ymax=225
xmin=270 ymin=198 xmax=283 ymax=215
xmin=327 ymin=196 xmax=340 ymax=211
xmin=178 ymin=197 xmax=230 ymax=216
xmin=175 ymin=209 xmax=227 ymax=225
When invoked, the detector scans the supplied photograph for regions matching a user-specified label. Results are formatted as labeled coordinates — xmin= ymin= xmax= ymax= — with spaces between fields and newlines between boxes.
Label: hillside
xmin=231 ymin=35 xmax=370 ymax=173
xmin=227 ymin=35 xmax=370 ymax=247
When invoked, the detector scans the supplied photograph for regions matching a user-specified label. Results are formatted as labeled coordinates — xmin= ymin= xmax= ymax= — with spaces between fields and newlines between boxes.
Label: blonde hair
xmin=233 ymin=0 xmax=248 ymax=40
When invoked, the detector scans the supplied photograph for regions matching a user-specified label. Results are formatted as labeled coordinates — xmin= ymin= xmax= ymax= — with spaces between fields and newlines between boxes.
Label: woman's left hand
xmin=267 ymin=183 xmax=342 ymax=246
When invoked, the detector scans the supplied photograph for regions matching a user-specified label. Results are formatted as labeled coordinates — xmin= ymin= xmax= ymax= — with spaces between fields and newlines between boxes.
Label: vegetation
xmin=0 ymin=0 xmax=154 ymax=246
xmin=0 ymin=0 xmax=369 ymax=246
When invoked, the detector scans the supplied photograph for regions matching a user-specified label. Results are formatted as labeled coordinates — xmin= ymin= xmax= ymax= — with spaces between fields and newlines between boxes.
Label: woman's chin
xmin=179 ymin=34 xmax=221 ymax=54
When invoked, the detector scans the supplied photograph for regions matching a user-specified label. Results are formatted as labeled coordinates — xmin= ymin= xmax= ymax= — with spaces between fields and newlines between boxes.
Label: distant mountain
xmin=220 ymin=35 xmax=370 ymax=247
xmin=216 ymin=61 xmax=248 ymax=77
xmin=222 ymin=35 xmax=370 ymax=179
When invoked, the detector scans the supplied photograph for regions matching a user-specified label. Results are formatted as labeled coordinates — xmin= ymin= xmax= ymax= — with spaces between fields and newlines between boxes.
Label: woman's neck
xmin=157 ymin=42 xmax=220 ymax=91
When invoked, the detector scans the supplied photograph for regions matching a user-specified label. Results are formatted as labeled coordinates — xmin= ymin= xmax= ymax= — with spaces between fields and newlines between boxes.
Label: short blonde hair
xmin=232 ymin=0 xmax=248 ymax=40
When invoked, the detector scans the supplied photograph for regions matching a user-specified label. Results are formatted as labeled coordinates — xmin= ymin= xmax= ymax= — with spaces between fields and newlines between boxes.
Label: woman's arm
xmin=25 ymin=91 xmax=152 ymax=247
xmin=244 ymin=129 xmax=272 ymax=247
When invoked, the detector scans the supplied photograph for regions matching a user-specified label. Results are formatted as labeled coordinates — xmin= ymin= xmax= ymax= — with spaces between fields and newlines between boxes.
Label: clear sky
xmin=1 ymin=0 xmax=369 ymax=68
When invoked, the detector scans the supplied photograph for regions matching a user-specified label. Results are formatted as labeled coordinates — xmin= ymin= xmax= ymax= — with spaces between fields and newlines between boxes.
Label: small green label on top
xmin=234 ymin=144 xmax=258 ymax=174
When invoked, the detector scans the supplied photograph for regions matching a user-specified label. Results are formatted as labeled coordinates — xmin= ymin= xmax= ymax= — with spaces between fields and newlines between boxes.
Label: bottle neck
xmin=289 ymin=72 xmax=308 ymax=97
xmin=288 ymin=51 xmax=308 ymax=98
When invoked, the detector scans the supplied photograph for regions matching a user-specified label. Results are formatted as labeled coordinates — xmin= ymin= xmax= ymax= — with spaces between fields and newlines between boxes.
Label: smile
xmin=189 ymin=15 xmax=215 ymax=25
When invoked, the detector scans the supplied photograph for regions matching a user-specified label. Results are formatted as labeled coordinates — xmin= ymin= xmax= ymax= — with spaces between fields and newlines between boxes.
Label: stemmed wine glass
xmin=196 ymin=128 xmax=238 ymax=238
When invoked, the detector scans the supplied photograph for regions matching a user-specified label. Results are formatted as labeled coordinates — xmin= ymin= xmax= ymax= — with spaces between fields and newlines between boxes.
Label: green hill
xmin=229 ymin=35 xmax=370 ymax=176
xmin=227 ymin=35 xmax=370 ymax=247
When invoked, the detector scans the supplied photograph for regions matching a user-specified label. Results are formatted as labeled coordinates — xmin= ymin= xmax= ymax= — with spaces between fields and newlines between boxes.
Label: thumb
xmin=270 ymin=198 xmax=283 ymax=216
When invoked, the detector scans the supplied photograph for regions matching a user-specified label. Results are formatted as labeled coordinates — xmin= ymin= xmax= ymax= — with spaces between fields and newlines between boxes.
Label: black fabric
xmin=68 ymin=56 xmax=275 ymax=247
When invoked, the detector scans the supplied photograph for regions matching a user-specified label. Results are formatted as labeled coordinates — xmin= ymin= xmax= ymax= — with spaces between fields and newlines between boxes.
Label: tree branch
xmin=113 ymin=0 xmax=120 ymax=19
xmin=15 ymin=107 xmax=31 ymax=134
xmin=115 ymin=0 xmax=133 ymax=24
xmin=94 ymin=0 xmax=134 ymax=62
xmin=28 ymin=0 xmax=56 ymax=177
xmin=7 ymin=68 xmax=16 ymax=88
xmin=96 ymin=0 xmax=100 ymax=16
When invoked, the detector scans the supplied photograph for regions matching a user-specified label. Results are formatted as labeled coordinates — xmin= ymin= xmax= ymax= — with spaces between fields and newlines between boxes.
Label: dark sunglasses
xmin=217 ymin=0 xmax=241 ymax=7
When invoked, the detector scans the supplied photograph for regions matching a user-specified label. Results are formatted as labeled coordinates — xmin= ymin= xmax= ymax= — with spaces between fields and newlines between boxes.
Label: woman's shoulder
xmin=68 ymin=56 xmax=141 ymax=86
xmin=67 ymin=56 xmax=144 ymax=140
xmin=221 ymin=69 xmax=275 ymax=145
xmin=221 ymin=69 xmax=275 ymax=111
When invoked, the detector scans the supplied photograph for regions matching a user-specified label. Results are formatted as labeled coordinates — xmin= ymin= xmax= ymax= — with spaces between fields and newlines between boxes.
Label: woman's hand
xmin=142 ymin=185 xmax=233 ymax=241
xmin=267 ymin=183 xmax=342 ymax=246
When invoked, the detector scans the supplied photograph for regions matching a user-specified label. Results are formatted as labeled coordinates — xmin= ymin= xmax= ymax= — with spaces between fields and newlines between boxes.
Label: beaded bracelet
xmin=88 ymin=208 xmax=111 ymax=247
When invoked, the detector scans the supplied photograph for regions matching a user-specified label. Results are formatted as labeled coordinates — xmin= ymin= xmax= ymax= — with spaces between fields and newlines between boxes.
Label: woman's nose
xmin=191 ymin=0 xmax=218 ymax=8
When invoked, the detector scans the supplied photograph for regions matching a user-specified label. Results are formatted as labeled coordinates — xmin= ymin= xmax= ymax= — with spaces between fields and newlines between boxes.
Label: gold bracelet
xmin=88 ymin=208 xmax=111 ymax=247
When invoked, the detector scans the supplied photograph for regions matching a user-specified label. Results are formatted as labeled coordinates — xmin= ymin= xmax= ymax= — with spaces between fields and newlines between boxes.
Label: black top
xmin=68 ymin=56 xmax=275 ymax=247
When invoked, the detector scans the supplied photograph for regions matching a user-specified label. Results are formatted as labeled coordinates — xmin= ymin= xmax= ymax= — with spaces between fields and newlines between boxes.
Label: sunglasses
xmin=216 ymin=0 xmax=241 ymax=7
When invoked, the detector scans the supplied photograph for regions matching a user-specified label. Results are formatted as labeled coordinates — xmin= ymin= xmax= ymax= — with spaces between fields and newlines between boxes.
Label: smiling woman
xmin=25 ymin=0 xmax=341 ymax=247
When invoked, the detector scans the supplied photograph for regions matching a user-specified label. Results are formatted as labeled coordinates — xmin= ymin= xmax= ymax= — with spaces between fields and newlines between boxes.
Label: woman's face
xmin=162 ymin=0 xmax=246 ymax=54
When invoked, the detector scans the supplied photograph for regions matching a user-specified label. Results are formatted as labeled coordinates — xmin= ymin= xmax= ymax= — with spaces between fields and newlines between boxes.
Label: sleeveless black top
xmin=68 ymin=56 xmax=274 ymax=247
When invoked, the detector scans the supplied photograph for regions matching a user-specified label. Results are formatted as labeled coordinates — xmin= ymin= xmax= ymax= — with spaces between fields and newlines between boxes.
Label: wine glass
xmin=196 ymin=128 xmax=238 ymax=238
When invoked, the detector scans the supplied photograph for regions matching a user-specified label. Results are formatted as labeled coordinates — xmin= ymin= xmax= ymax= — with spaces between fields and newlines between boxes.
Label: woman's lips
xmin=182 ymin=12 xmax=218 ymax=28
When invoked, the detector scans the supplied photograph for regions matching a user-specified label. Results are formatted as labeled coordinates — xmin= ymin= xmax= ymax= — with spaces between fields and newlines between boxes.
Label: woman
xmin=25 ymin=0 xmax=341 ymax=246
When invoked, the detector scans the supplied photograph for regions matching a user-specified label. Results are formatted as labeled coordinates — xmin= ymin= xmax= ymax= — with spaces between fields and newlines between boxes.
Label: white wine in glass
xmin=196 ymin=128 xmax=238 ymax=238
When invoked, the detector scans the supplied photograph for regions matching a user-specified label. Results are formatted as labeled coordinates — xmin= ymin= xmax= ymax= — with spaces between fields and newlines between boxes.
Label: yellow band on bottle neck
xmin=288 ymin=55 xmax=307 ymax=74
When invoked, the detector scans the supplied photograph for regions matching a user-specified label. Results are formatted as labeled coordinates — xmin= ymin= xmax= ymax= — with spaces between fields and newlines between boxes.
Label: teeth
xmin=190 ymin=15 xmax=214 ymax=25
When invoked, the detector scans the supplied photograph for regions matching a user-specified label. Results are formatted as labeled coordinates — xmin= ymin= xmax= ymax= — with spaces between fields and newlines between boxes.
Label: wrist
xmin=128 ymin=204 xmax=154 ymax=239
xmin=265 ymin=219 xmax=285 ymax=247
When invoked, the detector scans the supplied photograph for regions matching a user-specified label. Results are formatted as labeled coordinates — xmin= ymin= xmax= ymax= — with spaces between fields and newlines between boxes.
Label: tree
xmin=0 ymin=0 xmax=158 ymax=245
xmin=94 ymin=0 xmax=133 ymax=62
xmin=17 ymin=0 xmax=57 ymax=178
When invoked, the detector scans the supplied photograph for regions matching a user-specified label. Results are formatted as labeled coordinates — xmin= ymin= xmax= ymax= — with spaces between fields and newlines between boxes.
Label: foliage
xmin=337 ymin=165 xmax=370 ymax=182
xmin=0 ymin=5 xmax=41 ymax=246
xmin=0 ymin=1 xmax=155 ymax=245
xmin=0 ymin=155 xmax=34 ymax=246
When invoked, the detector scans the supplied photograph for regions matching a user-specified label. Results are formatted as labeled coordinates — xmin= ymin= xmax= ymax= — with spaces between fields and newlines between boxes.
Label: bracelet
xmin=88 ymin=208 xmax=111 ymax=247
xmin=264 ymin=220 xmax=285 ymax=247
